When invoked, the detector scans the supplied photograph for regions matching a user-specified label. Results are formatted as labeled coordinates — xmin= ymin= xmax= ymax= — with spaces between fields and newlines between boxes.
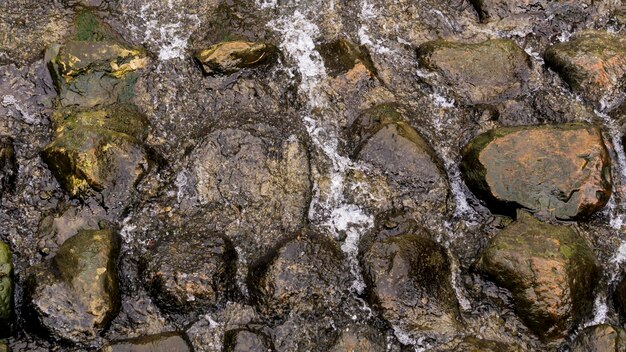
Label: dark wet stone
xmin=545 ymin=31 xmax=626 ymax=106
xmin=317 ymin=39 xmax=377 ymax=77
xmin=460 ymin=123 xmax=611 ymax=220
xmin=142 ymin=231 xmax=236 ymax=315
xmin=571 ymin=324 xmax=626 ymax=352
xmin=470 ymin=0 xmax=593 ymax=22
xmin=24 ymin=229 xmax=121 ymax=344
xmin=360 ymin=220 xmax=461 ymax=335
xmin=0 ymin=136 xmax=16 ymax=198
xmin=440 ymin=336 xmax=525 ymax=352
xmin=99 ymin=332 xmax=191 ymax=352
xmin=223 ymin=329 xmax=273 ymax=352
xmin=417 ymin=39 xmax=531 ymax=105
xmin=477 ymin=211 xmax=599 ymax=339
xmin=614 ymin=272 xmax=626 ymax=322
xmin=195 ymin=41 xmax=278 ymax=75
xmin=0 ymin=241 xmax=12 ymax=336
xmin=329 ymin=325 xmax=386 ymax=352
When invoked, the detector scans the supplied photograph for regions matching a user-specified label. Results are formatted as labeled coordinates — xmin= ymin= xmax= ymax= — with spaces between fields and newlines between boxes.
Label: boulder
xmin=417 ymin=39 xmax=531 ymax=105
xmin=460 ymin=123 xmax=611 ymax=220
xmin=0 ymin=136 xmax=16 ymax=197
xmin=0 ymin=241 xmax=12 ymax=336
xmin=99 ymin=332 xmax=191 ymax=352
xmin=570 ymin=324 xmax=626 ymax=352
xmin=24 ymin=229 xmax=121 ymax=343
xmin=142 ymin=231 xmax=236 ymax=314
xmin=545 ymin=31 xmax=626 ymax=105
xmin=195 ymin=41 xmax=278 ymax=75
xmin=470 ymin=0 xmax=592 ymax=22
xmin=477 ymin=211 xmax=599 ymax=339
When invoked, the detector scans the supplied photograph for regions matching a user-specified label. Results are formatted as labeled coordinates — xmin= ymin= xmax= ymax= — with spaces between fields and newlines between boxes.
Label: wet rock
xmin=417 ymin=39 xmax=531 ymax=105
xmin=460 ymin=123 xmax=611 ymax=220
xmin=223 ymin=329 xmax=273 ymax=352
xmin=329 ymin=325 xmax=386 ymax=352
xmin=317 ymin=39 xmax=377 ymax=77
xmin=24 ymin=229 xmax=121 ymax=343
xmin=0 ymin=342 xmax=8 ymax=352
xmin=195 ymin=41 xmax=278 ymax=75
xmin=360 ymin=225 xmax=461 ymax=335
xmin=0 ymin=241 xmax=12 ymax=336
xmin=613 ymin=272 xmax=626 ymax=321
xmin=440 ymin=336 xmax=525 ymax=352
xmin=545 ymin=31 xmax=626 ymax=106
xmin=0 ymin=136 xmax=16 ymax=197
xmin=248 ymin=231 xmax=350 ymax=319
xmin=571 ymin=324 xmax=626 ymax=352
xmin=142 ymin=231 xmax=236 ymax=314
xmin=477 ymin=211 xmax=599 ymax=339
xmin=99 ymin=332 xmax=191 ymax=352
xmin=470 ymin=0 xmax=593 ymax=22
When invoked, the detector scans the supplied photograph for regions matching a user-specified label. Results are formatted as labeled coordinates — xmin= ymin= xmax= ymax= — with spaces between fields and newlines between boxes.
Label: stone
xmin=248 ymin=231 xmax=350 ymax=319
xmin=0 ymin=136 xmax=16 ymax=198
xmin=545 ymin=31 xmax=626 ymax=105
xmin=0 ymin=241 xmax=12 ymax=336
xmin=142 ymin=231 xmax=236 ymax=314
xmin=24 ymin=229 xmax=121 ymax=343
xmin=477 ymin=211 xmax=599 ymax=339
xmin=440 ymin=336 xmax=525 ymax=352
xmin=613 ymin=273 xmax=626 ymax=321
xmin=195 ymin=41 xmax=278 ymax=75
xmin=0 ymin=342 xmax=8 ymax=352
xmin=469 ymin=0 xmax=593 ymax=22
xmin=460 ymin=123 xmax=611 ymax=220
xmin=360 ymin=223 xmax=461 ymax=335
xmin=99 ymin=332 xmax=191 ymax=352
xmin=416 ymin=39 xmax=532 ymax=105
xmin=223 ymin=329 xmax=273 ymax=352
xmin=317 ymin=39 xmax=377 ymax=77
xmin=329 ymin=325 xmax=386 ymax=352
xmin=571 ymin=324 xmax=626 ymax=352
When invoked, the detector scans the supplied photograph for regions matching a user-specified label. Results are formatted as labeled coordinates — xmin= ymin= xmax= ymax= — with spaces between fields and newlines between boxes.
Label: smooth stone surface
xmin=195 ymin=41 xmax=278 ymax=75
xmin=99 ymin=332 xmax=191 ymax=352
xmin=0 ymin=241 xmax=12 ymax=336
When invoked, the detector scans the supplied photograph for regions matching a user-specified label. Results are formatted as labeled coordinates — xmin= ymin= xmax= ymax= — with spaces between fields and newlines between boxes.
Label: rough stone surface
xmin=142 ymin=230 xmax=236 ymax=314
xmin=317 ymin=39 xmax=376 ymax=77
xmin=329 ymin=325 xmax=387 ymax=352
xmin=24 ymin=229 xmax=121 ymax=344
xmin=477 ymin=211 xmax=599 ymax=339
xmin=470 ymin=0 xmax=593 ymax=22
xmin=0 ymin=241 xmax=12 ymax=336
xmin=545 ymin=31 xmax=626 ymax=106
xmin=417 ymin=39 xmax=532 ymax=105
xmin=99 ymin=332 xmax=191 ymax=352
xmin=461 ymin=123 xmax=611 ymax=220
xmin=195 ymin=41 xmax=278 ymax=75
xmin=0 ymin=136 xmax=16 ymax=197
xmin=440 ymin=336 xmax=525 ymax=352
xmin=223 ymin=329 xmax=274 ymax=352
xmin=571 ymin=324 xmax=626 ymax=352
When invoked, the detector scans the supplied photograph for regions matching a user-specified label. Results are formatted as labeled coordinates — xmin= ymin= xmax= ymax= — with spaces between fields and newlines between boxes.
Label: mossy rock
xmin=195 ymin=41 xmax=278 ymax=75
xmin=0 ymin=241 xmax=12 ymax=336
xmin=52 ymin=105 xmax=149 ymax=141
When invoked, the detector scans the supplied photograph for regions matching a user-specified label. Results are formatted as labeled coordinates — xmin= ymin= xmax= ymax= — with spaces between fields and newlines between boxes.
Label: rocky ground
xmin=0 ymin=0 xmax=626 ymax=351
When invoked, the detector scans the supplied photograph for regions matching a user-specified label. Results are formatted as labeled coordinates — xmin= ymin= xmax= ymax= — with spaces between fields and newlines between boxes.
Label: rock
xmin=360 ymin=220 xmax=461 ymax=336
xmin=477 ymin=211 xmax=599 ymax=339
xmin=440 ymin=336 xmax=525 ymax=352
xmin=0 ymin=241 xmax=12 ymax=336
xmin=613 ymin=272 xmax=626 ymax=322
xmin=223 ymin=329 xmax=274 ymax=352
xmin=195 ymin=41 xmax=278 ymax=75
xmin=317 ymin=39 xmax=377 ymax=77
xmin=545 ymin=31 xmax=626 ymax=106
xmin=248 ymin=231 xmax=350 ymax=319
xmin=0 ymin=342 xmax=8 ymax=352
xmin=142 ymin=230 xmax=236 ymax=314
xmin=0 ymin=136 xmax=16 ymax=198
xmin=329 ymin=325 xmax=386 ymax=352
xmin=24 ymin=229 xmax=121 ymax=343
xmin=460 ymin=123 xmax=611 ymax=220
xmin=416 ymin=39 xmax=532 ymax=105
xmin=571 ymin=324 xmax=626 ymax=352
xmin=99 ymin=332 xmax=191 ymax=352
xmin=470 ymin=0 xmax=592 ymax=22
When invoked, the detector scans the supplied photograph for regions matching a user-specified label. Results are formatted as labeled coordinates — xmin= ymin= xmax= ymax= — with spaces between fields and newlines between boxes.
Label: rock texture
xmin=99 ymin=332 xmax=191 ymax=352
xmin=461 ymin=123 xmax=611 ymax=220
xmin=0 ymin=241 xmax=12 ymax=336
xmin=195 ymin=41 xmax=278 ymax=75
xmin=571 ymin=324 xmax=626 ymax=352
xmin=0 ymin=137 xmax=16 ymax=198
xmin=223 ymin=329 xmax=274 ymax=352
xmin=477 ymin=211 xmax=599 ymax=339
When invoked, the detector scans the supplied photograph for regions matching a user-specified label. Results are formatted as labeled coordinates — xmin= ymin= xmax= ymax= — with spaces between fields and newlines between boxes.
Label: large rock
xmin=440 ymin=336 xmax=525 ymax=352
xmin=0 ymin=241 xmax=12 ymax=336
xmin=477 ymin=211 xmax=599 ymax=339
xmin=142 ymin=231 xmax=236 ymax=314
xmin=0 ymin=136 xmax=16 ymax=198
xmin=416 ymin=39 xmax=531 ymax=105
xmin=24 ymin=229 xmax=121 ymax=343
xmin=570 ymin=324 xmax=626 ymax=352
xmin=460 ymin=123 xmax=611 ymax=220
xmin=470 ymin=0 xmax=592 ymax=22
xmin=194 ymin=41 xmax=278 ymax=75
xmin=545 ymin=31 xmax=626 ymax=105
xmin=360 ymin=217 xmax=461 ymax=336
xmin=99 ymin=332 xmax=192 ymax=352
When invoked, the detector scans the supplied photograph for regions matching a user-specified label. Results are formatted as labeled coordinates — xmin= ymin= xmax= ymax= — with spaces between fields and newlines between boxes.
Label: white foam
xmin=138 ymin=3 xmax=199 ymax=61
xmin=585 ymin=294 xmax=609 ymax=327
xmin=2 ymin=94 xmax=38 ymax=124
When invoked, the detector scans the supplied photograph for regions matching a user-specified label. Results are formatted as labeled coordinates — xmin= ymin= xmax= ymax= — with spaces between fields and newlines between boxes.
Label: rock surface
xmin=470 ymin=0 xmax=593 ymax=22
xmin=571 ymin=324 xmax=626 ymax=352
xmin=0 ymin=241 xmax=12 ymax=336
xmin=99 ymin=332 xmax=191 ymax=352
xmin=440 ymin=336 xmax=525 ymax=352
xmin=317 ymin=39 xmax=376 ymax=77
xmin=24 ymin=229 xmax=121 ymax=343
xmin=328 ymin=325 xmax=387 ymax=352
xmin=223 ymin=329 xmax=274 ymax=352
xmin=195 ymin=41 xmax=278 ymax=75
xmin=461 ymin=123 xmax=611 ymax=220
xmin=477 ymin=211 xmax=599 ymax=339
xmin=0 ymin=137 xmax=16 ymax=198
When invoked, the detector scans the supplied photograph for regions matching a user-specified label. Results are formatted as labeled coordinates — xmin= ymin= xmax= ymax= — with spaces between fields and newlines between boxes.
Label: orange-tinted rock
xmin=545 ymin=31 xmax=626 ymax=105
xmin=571 ymin=324 xmax=626 ymax=352
xmin=461 ymin=123 xmax=611 ymax=220
xmin=477 ymin=211 xmax=599 ymax=339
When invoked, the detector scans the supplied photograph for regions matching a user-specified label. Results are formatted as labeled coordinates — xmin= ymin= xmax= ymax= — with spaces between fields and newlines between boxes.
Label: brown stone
xmin=99 ymin=332 xmax=191 ymax=352
xmin=571 ymin=324 xmax=626 ymax=352
xmin=195 ymin=41 xmax=278 ymax=75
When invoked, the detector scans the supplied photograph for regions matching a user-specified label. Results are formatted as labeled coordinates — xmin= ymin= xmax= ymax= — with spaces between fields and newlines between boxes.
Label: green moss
xmin=74 ymin=11 xmax=116 ymax=42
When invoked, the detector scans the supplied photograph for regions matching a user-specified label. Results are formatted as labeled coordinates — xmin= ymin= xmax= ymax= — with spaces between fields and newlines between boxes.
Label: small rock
xmin=0 ymin=241 xmax=12 ymax=336
xmin=195 ymin=41 xmax=278 ymax=75
xmin=99 ymin=332 xmax=191 ymax=352
xmin=460 ymin=123 xmax=611 ymax=220
xmin=317 ymin=39 xmax=377 ymax=77
xmin=142 ymin=231 xmax=236 ymax=314
xmin=24 ymin=229 xmax=121 ymax=343
xmin=477 ymin=211 xmax=599 ymax=339
xmin=570 ymin=324 xmax=626 ymax=352
xmin=417 ymin=39 xmax=531 ymax=105
xmin=0 ymin=136 xmax=16 ymax=197
xmin=545 ymin=31 xmax=626 ymax=106
xmin=223 ymin=329 xmax=274 ymax=352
